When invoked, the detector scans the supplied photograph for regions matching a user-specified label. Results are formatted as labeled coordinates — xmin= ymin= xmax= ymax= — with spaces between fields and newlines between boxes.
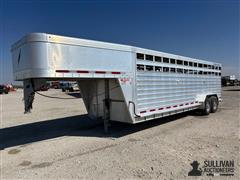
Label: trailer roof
xmin=11 ymin=33 xmax=221 ymax=66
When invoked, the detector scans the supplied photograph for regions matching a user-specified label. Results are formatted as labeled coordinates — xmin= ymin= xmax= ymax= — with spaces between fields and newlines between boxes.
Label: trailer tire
xmin=210 ymin=96 xmax=218 ymax=113
xmin=202 ymin=98 xmax=211 ymax=115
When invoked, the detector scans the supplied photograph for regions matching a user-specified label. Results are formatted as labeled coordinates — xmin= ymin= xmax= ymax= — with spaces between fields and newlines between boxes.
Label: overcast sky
xmin=0 ymin=0 xmax=239 ymax=84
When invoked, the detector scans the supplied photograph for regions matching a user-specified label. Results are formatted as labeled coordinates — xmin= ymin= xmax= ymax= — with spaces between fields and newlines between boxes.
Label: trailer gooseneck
xmin=11 ymin=33 xmax=222 ymax=132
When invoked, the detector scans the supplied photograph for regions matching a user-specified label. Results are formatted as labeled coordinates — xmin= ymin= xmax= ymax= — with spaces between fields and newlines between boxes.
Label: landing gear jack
xmin=23 ymin=79 xmax=35 ymax=113
xmin=104 ymin=79 xmax=110 ymax=134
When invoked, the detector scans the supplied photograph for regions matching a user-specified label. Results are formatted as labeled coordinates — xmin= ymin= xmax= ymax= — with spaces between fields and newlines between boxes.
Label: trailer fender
xmin=196 ymin=94 xmax=219 ymax=109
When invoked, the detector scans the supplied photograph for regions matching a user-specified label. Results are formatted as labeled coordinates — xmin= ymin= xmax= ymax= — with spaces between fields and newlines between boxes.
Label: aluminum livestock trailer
xmin=11 ymin=33 xmax=222 ymax=132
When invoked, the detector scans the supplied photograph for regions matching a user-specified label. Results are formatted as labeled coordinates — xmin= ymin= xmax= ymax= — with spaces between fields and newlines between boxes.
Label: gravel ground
xmin=1 ymin=87 xmax=239 ymax=179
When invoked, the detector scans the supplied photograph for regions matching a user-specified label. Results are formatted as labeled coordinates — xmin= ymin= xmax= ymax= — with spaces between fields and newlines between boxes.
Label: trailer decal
xmin=56 ymin=70 xmax=70 ymax=73
xmin=120 ymin=77 xmax=131 ymax=85
xmin=76 ymin=70 xmax=89 ymax=73
xmin=139 ymin=101 xmax=201 ymax=116
xmin=111 ymin=72 xmax=121 ymax=74
xmin=56 ymin=70 xmax=123 ymax=75
xmin=95 ymin=71 xmax=106 ymax=74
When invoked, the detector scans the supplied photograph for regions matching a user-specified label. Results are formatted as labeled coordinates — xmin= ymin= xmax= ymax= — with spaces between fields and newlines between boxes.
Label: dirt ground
xmin=1 ymin=87 xmax=239 ymax=179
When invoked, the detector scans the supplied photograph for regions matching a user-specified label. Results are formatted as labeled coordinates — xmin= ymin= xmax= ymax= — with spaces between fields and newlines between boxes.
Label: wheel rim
xmin=213 ymin=101 xmax=217 ymax=110
xmin=206 ymin=102 xmax=210 ymax=112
